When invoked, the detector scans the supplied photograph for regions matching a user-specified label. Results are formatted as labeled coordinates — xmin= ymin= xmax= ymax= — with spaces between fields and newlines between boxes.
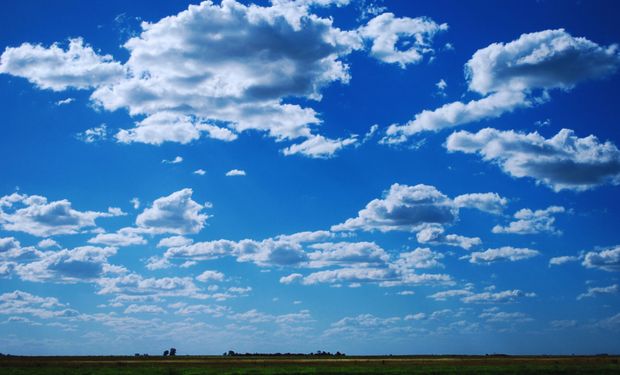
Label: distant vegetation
xmin=223 ymin=350 xmax=345 ymax=357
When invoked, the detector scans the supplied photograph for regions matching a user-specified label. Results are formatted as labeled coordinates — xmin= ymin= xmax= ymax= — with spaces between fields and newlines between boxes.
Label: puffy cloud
xmin=37 ymin=238 xmax=60 ymax=249
xmin=306 ymin=241 xmax=389 ymax=268
xmin=0 ymin=193 xmax=124 ymax=237
xmin=466 ymin=29 xmax=620 ymax=95
xmin=88 ymin=227 xmax=147 ymax=247
xmin=0 ymin=38 xmax=124 ymax=90
xmin=392 ymin=247 xmax=444 ymax=270
xmin=359 ymin=13 xmax=448 ymax=68
xmin=157 ymin=236 xmax=193 ymax=248
xmin=427 ymin=289 xmax=474 ymax=301
xmin=130 ymin=198 xmax=140 ymax=210
xmin=447 ymin=128 xmax=620 ymax=192
xmin=577 ymin=284 xmax=618 ymax=300
xmin=582 ymin=245 xmax=620 ymax=272
xmin=479 ymin=310 xmax=532 ymax=323
xmin=0 ymin=290 xmax=78 ymax=319
xmin=493 ymin=206 xmax=565 ymax=235
xmin=383 ymin=29 xmax=620 ymax=143
xmin=56 ymin=97 xmax=75 ymax=106
xmin=462 ymin=289 xmax=536 ymax=304
xmin=162 ymin=155 xmax=183 ymax=164
xmin=463 ymin=247 xmax=540 ymax=264
xmin=136 ymin=188 xmax=210 ymax=234
xmin=282 ymin=134 xmax=358 ymax=158
xmin=280 ymin=273 xmax=303 ymax=284
xmin=383 ymin=90 xmax=529 ymax=143
xmin=76 ymin=124 xmax=108 ymax=143
xmin=117 ymin=112 xmax=235 ymax=145
xmin=549 ymin=255 xmax=579 ymax=266
xmin=124 ymin=304 xmax=166 ymax=314
xmin=0 ymin=237 xmax=21 ymax=253
xmin=225 ymin=169 xmax=246 ymax=177
xmin=331 ymin=184 xmax=502 ymax=241
xmin=194 ymin=169 xmax=206 ymax=176
xmin=14 ymin=246 xmax=121 ymax=283
xmin=196 ymin=270 xmax=225 ymax=283
xmin=97 ymin=274 xmax=205 ymax=299
xmin=415 ymin=226 xmax=481 ymax=250
xmin=331 ymin=184 xmax=456 ymax=232
xmin=453 ymin=193 xmax=508 ymax=215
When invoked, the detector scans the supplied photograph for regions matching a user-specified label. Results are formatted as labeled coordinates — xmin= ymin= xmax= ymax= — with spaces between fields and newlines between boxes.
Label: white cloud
xmin=0 ymin=38 xmax=124 ymax=90
xmin=76 ymin=124 xmax=108 ymax=143
xmin=282 ymin=134 xmax=358 ymax=158
xmin=97 ymin=273 xmax=205 ymax=299
xmin=193 ymin=169 xmax=206 ymax=176
xmin=306 ymin=241 xmax=389 ymax=268
xmin=582 ymin=245 xmax=620 ymax=272
xmin=447 ymin=128 xmax=620 ymax=192
xmin=0 ymin=193 xmax=124 ymax=237
xmin=331 ymin=183 xmax=503 ymax=238
xmin=124 ymin=304 xmax=166 ymax=314
xmin=462 ymin=289 xmax=536 ymax=304
xmin=360 ymin=13 xmax=448 ymax=68
xmin=225 ymin=169 xmax=246 ymax=177
xmin=88 ymin=227 xmax=146 ymax=247
xmin=415 ymin=226 xmax=481 ymax=250
xmin=280 ymin=273 xmax=303 ymax=284
xmin=157 ymin=236 xmax=193 ymax=248
xmin=382 ymin=29 xmax=620 ymax=143
xmin=14 ymin=246 xmax=121 ymax=283
xmin=55 ymin=97 xmax=74 ymax=106
xmin=453 ymin=193 xmax=507 ymax=215
xmin=1 ymin=1 xmax=449 ymax=158
xmin=136 ymin=188 xmax=210 ymax=234
xmin=479 ymin=310 xmax=532 ymax=323
xmin=0 ymin=290 xmax=78 ymax=320
xmin=130 ymin=198 xmax=140 ymax=210
xmin=196 ymin=270 xmax=225 ymax=283
xmin=549 ymin=255 xmax=579 ymax=266
xmin=162 ymin=155 xmax=183 ymax=164
xmin=493 ymin=206 xmax=565 ymax=235
xmin=463 ymin=247 xmax=540 ymax=264
xmin=466 ymin=29 xmax=620 ymax=95
xmin=577 ymin=284 xmax=618 ymax=300
xmin=37 ymin=239 xmax=60 ymax=249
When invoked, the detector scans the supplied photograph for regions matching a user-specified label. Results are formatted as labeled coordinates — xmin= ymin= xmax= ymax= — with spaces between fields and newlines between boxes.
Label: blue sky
xmin=1 ymin=0 xmax=620 ymax=355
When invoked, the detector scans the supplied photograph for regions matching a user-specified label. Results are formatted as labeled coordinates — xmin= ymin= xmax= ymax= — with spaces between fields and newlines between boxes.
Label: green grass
xmin=1 ymin=356 xmax=619 ymax=375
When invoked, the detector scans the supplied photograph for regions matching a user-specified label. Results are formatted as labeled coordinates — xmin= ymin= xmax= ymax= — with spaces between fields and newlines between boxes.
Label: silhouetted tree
xmin=227 ymin=350 xmax=236 ymax=356
xmin=169 ymin=347 xmax=177 ymax=356
xmin=163 ymin=350 xmax=169 ymax=356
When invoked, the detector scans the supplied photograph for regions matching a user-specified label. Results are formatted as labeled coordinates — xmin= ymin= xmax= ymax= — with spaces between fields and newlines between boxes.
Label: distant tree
xmin=134 ymin=353 xmax=140 ymax=357
xmin=169 ymin=348 xmax=177 ymax=356
xmin=227 ymin=350 xmax=236 ymax=356
xmin=163 ymin=350 xmax=169 ymax=356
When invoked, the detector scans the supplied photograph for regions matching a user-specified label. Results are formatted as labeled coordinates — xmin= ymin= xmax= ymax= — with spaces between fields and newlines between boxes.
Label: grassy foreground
xmin=1 ymin=355 xmax=619 ymax=374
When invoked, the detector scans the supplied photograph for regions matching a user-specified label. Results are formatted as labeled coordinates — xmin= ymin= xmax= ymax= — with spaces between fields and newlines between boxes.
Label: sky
xmin=1 ymin=0 xmax=620 ymax=356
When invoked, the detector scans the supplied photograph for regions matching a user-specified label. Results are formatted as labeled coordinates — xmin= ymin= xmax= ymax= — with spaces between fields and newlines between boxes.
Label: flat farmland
xmin=0 ymin=355 xmax=619 ymax=374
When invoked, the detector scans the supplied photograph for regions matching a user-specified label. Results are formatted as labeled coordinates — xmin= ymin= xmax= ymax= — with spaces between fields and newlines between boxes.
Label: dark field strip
xmin=1 ymin=356 xmax=619 ymax=374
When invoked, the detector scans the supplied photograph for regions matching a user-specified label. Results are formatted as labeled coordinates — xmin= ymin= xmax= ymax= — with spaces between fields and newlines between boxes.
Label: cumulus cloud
xmin=0 ymin=290 xmax=78 ymax=320
xmin=282 ymin=134 xmax=358 ymax=158
xmin=577 ymin=284 xmax=618 ymax=300
xmin=194 ymin=169 xmax=206 ymax=176
xmin=446 ymin=128 xmax=620 ymax=191
xmin=492 ymin=206 xmax=565 ymax=235
xmin=0 ymin=38 xmax=124 ymax=90
xmin=453 ymin=193 xmax=508 ymax=215
xmin=37 ymin=239 xmax=60 ymax=249
xmin=383 ymin=29 xmax=620 ymax=143
xmin=415 ymin=226 xmax=481 ymax=250
xmin=135 ymin=188 xmax=210 ymax=234
xmin=97 ymin=273 xmax=205 ymax=299
xmin=429 ymin=286 xmax=535 ymax=304
xmin=225 ymin=169 xmax=246 ymax=177
xmin=280 ymin=273 xmax=303 ymax=284
xmin=88 ymin=227 xmax=146 ymax=247
xmin=14 ymin=246 xmax=121 ymax=283
xmin=196 ymin=270 xmax=225 ymax=283
xmin=1 ymin=1 xmax=450 ymax=158
xmin=549 ymin=255 xmax=579 ymax=266
xmin=463 ymin=247 xmax=540 ymax=264
xmin=0 ymin=192 xmax=124 ymax=237
xmin=124 ymin=304 xmax=166 ymax=314
xmin=76 ymin=124 xmax=108 ymax=143
xmin=359 ymin=13 xmax=448 ymax=68
xmin=331 ymin=184 xmax=503 ymax=245
xmin=582 ymin=245 xmax=620 ymax=272
xmin=55 ymin=97 xmax=75 ymax=106
xmin=157 ymin=236 xmax=193 ymax=248
xmin=162 ymin=155 xmax=183 ymax=164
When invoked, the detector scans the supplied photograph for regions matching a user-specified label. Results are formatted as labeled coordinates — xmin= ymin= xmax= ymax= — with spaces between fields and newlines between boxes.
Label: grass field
xmin=1 ymin=355 xmax=619 ymax=374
